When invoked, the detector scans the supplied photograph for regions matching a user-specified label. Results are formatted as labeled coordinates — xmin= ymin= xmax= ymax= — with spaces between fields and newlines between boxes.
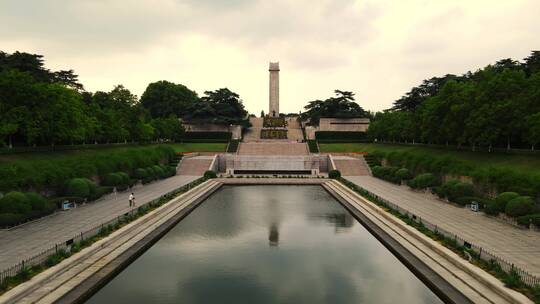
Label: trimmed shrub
xmin=204 ymin=170 xmax=217 ymax=179
xmin=182 ymin=132 xmax=231 ymax=141
xmin=145 ymin=167 xmax=157 ymax=179
xmin=65 ymin=178 xmax=95 ymax=198
xmin=517 ymin=213 xmax=540 ymax=226
xmin=307 ymin=140 xmax=319 ymax=153
xmin=439 ymin=180 xmax=475 ymax=202
xmin=408 ymin=173 xmax=438 ymax=189
xmin=396 ymin=168 xmax=412 ymax=180
xmin=372 ymin=166 xmax=400 ymax=183
xmin=117 ymin=172 xmax=130 ymax=185
xmin=134 ymin=168 xmax=148 ymax=179
xmin=505 ymin=196 xmax=534 ymax=217
xmin=484 ymin=200 xmax=501 ymax=215
xmin=0 ymin=213 xmax=25 ymax=227
xmin=152 ymin=165 xmax=165 ymax=178
xmin=453 ymin=196 xmax=483 ymax=206
xmin=0 ymin=191 xmax=31 ymax=214
xmin=329 ymin=170 xmax=341 ymax=179
xmin=92 ymin=186 xmax=113 ymax=200
xmin=26 ymin=192 xmax=54 ymax=214
xmin=103 ymin=173 xmax=122 ymax=187
xmin=493 ymin=192 xmax=520 ymax=214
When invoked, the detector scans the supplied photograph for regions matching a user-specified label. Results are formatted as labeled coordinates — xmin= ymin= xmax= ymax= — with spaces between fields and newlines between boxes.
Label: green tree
xmin=140 ymin=81 xmax=198 ymax=118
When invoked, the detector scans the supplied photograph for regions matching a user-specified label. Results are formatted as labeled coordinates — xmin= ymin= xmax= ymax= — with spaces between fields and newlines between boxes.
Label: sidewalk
xmin=0 ymin=175 xmax=198 ymax=270
xmin=346 ymin=176 xmax=540 ymax=277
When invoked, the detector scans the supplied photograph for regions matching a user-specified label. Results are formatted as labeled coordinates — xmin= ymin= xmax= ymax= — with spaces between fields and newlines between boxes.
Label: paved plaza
xmin=0 ymin=175 xmax=198 ymax=271
xmin=346 ymin=175 xmax=540 ymax=277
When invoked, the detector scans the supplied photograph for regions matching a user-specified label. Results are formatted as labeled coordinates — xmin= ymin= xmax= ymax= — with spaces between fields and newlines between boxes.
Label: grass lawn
xmin=319 ymin=143 xmax=540 ymax=174
xmin=169 ymin=143 xmax=227 ymax=153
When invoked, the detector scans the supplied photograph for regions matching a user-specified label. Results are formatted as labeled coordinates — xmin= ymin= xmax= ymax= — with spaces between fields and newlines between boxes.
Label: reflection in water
xmin=86 ymin=185 xmax=442 ymax=304
xmin=268 ymin=223 xmax=279 ymax=247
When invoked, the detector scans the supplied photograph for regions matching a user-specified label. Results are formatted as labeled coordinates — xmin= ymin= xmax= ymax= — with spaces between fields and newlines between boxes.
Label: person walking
xmin=129 ymin=192 xmax=134 ymax=207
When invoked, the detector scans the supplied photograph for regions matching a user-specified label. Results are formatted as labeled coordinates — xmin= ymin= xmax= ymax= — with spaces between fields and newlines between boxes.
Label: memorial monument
xmin=269 ymin=62 xmax=280 ymax=117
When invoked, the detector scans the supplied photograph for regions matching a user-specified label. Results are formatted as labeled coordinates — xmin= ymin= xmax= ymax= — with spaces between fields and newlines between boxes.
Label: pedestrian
xmin=129 ymin=192 xmax=134 ymax=207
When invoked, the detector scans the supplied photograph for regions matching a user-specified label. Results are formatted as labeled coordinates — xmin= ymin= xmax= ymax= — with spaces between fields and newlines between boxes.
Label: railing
xmin=342 ymin=178 xmax=540 ymax=288
xmin=0 ymin=177 xmax=204 ymax=287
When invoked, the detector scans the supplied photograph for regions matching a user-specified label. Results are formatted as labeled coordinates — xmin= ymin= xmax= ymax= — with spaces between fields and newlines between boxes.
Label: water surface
xmin=87 ymin=185 xmax=442 ymax=304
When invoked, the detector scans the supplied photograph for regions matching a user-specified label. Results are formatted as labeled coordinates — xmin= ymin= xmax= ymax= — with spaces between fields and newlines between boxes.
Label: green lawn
xmin=170 ymin=143 xmax=227 ymax=153
xmin=319 ymin=143 xmax=540 ymax=174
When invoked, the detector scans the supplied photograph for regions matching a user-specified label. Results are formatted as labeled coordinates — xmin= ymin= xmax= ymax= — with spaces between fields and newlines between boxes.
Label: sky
xmin=1 ymin=0 xmax=539 ymax=114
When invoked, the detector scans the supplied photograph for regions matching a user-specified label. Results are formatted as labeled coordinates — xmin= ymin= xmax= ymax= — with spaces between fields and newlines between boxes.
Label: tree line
xmin=300 ymin=90 xmax=369 ymax=126
xmin=368 ymin=51 xmax=540 ymax=151
xmin=0 ymin=51 xmax=248 ymax=148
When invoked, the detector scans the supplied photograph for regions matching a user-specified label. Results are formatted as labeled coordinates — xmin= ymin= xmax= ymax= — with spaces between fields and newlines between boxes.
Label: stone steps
xmin=177 ymin=158 xmax=212 ymax=175
xmin=333 ymin=158 xmax=370 ymax=176
xmin=238 ymin=142 xmax=309 ymax=155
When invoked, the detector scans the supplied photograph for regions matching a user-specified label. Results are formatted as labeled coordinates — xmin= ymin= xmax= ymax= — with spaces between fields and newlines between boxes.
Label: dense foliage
xmin=300 ymin=90 xmax=367 ymax=126
xmin=0 ymin=145 xmax=175 ymax=192
xmin=329 ymin=170 xmax=341 ymax=179
xmin=368 ymin=51 xmax=540 ymax=151
xmin=0 ymin=51 xmax=249 ymax=148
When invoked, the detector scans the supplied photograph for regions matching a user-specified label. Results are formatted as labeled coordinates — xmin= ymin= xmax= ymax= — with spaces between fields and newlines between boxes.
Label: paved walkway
xmin=0 ymin=175 xmax=198 ymax=270
xmin=346 ymin=176 xmax=540 ymax=277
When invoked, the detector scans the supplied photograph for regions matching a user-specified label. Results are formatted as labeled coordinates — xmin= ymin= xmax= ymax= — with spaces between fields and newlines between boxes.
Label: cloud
xmin=1 ymin=0 xmax=539 ymax=113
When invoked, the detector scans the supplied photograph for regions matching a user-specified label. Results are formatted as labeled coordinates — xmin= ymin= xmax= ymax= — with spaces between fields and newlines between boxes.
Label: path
xmin=346 ymin=175 xmax=540 ymax=277
xmin=0 ymin=175 xmax=198 ymax=271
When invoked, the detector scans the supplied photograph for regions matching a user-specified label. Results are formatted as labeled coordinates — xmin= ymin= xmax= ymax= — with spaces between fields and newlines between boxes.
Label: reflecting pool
xmin=86 ymin=185 xmax=442 ymax=304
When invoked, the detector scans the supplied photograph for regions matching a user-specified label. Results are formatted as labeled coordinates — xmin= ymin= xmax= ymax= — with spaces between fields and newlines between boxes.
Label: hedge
xmin=408 ymin=173 xmax=438 ymax=189
xmin=307 ymin=140 xmax=319 ymax=153
xmin=517 ymin=214 xmax=540 ymax=226
xmin=329 ymin=170 xmax=341 ymax=179
xmin=227 ymin=140 xmax=240 ymax=153
xmin=369 ymin=149 xmax=540 ymax=199
xmin=396 ymin=168 xmax=412 ymax=180
xmin=315 ymin=131 xmax=367 ymax=142
xmin=135 ymin=168 xmax=148 ymax=179
xmin=181 ymin=132 xmax=231 ymax=141
xmin=435 ymin=180 xmax=474 ymax=202
xmin=0 ymin=192 xmax=55 ymax=227
xmin=0 ymin=145 xmax=175 ymax=193
xmin=372 ymin=166 xmax=401 ymax=183
xmin=505 ymin=196 xmax=534 ymax=217
xmin=203 ymin=170 xmax=217 ymax=179
xmin=65 ymin=178 xmax=95 ymax=198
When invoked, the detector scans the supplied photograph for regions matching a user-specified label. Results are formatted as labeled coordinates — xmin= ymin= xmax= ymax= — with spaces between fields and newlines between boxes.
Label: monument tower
xmin=269 ymin=62 xmax=280 ymax=117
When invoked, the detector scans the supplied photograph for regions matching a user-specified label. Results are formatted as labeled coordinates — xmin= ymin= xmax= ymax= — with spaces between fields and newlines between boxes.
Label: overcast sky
xmin=1 ymin=0 xmax=539 ymax=114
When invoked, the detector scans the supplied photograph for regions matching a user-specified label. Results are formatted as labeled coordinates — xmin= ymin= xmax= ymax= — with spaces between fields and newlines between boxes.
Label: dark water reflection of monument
xmin=86 ymin=185 xmax=442 ymax=304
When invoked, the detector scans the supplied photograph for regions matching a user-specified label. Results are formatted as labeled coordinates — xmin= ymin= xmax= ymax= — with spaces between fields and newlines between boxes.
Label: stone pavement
xmin=0 ymin=175 xmax=198 ymax=271
xmin=346 ymin=176 xmax=540 ymax=277
xmin=177 ymin=156 xmax=213 ymax=175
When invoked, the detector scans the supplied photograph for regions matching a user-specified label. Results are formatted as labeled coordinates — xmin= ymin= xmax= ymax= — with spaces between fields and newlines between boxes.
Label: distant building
xmin=305 ymin=117 xmax=370 ymax=140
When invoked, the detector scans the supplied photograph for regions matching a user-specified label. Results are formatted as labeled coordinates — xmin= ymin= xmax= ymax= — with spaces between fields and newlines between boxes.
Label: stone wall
xmin=305 ymin=118 xmax=370 ymax=139
xmin=183 ymin=123 xmax=242 ymax=139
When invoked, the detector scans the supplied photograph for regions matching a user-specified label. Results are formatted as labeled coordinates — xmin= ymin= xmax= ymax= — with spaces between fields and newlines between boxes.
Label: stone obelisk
xmin=269 ymin=62 xmax=280 ymax=117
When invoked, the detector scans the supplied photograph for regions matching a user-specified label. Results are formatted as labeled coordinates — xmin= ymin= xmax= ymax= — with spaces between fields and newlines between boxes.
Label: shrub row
xmin=307 ymin=140 xmax=319 ymax=153
xmin=315 ymin=131 xmax=367 ymax=142
xmin=0 ymin=192 xmax=56 ymax=227
xmin=227 ymin=140 xmax=240 ymax=153
xmin=375 ymin=149 xmax=540 ymax=198
xmin=0 ymin=145 xmax=175 ymax=193
xmin=371 ymin=166 xmax=413 ymax=184
xmin=263 ymin=117 xmax=286 ymax=128
xmin=181 ymin=132 xmax=232 ymax=141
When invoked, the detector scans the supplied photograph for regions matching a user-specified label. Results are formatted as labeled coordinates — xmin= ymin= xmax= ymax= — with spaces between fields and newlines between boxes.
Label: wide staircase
xmin=238 ymin=142 xmax=309 ymax=155
xmin=177 ymin=156 xmax=213 ymax=175
xmin=243 ymin=117 xmax=263 ymax=142
xmin=333 ymin=156 xmax=371 ymax=176
xmin=285 ymin=117 xmax=304 ymax=141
